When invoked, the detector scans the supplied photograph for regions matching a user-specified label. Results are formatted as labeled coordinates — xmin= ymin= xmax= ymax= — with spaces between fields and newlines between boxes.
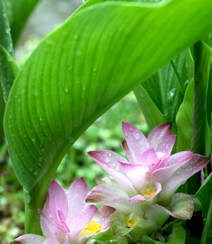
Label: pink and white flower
xmin=14 ymin=178 xmax=114 ymax=244
xmin=86 ymin=122 xmax=209 ymax=220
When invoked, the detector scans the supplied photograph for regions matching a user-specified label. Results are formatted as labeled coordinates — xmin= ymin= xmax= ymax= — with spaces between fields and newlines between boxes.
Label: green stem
xmin=24 ymin=188 xmax=43 ymax=234
xmin=24 ymin=151 xmax=61 ymax=233
xmin=188 ymin=41 xmax=211 ymax=193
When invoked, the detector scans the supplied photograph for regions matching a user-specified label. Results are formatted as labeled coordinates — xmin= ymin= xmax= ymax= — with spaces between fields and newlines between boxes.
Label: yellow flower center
xmin=125 ymin=217 xmax=138 ymax=228
xmin=80 ymin=220 xmax=102 ymax=236
xmin=143 ymin=185 xmax=156 ymax=199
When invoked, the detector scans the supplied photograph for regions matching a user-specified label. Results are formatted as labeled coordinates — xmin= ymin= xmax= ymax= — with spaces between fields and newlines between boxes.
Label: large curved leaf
xmin=4 ymin=0 xmax=212 ymax=194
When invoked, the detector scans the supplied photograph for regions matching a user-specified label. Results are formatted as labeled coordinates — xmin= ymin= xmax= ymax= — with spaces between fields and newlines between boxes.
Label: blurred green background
xmin=0 ymin=0 xmax=147 ymax=242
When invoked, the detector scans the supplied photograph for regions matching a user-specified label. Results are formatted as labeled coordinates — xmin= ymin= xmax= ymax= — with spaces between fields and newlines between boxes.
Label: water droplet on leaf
xmin=64 ymin=88 xmax=69 ymax=93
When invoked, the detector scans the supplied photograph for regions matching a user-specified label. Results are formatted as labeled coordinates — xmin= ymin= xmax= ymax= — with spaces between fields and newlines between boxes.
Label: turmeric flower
xmin=86 ymin=122 xmax=209 ymax=220
xmin=14 ymin=178 xmax=114 ymax=244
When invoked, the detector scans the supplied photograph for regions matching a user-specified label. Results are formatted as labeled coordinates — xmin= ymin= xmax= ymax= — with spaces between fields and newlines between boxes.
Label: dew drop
xmin=5 ymin=28 xmax=10 ymax=34
xmin=111 ymin=162 xmax=117 ymax=170
xmin=74 ymin=34 xmax=79 ymax=40
xmin=168 ymin=89 xmax=176 ymax=100
xmin=105 ymin=157 xmax=110 ymax=163
xmin=64 ymin=88 xmax=69 ymax=94
xmin=184 ymin=79 xmax=189 ymax=87
xmin=169 ymin=92 xmax=174 ymax=97
xmin=76 ymin=49 xmax=81 ymax=56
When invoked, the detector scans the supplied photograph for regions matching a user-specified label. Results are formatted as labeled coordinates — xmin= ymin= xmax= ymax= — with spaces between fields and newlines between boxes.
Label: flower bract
xmin=14 ymin=178 xmax=114 ymax=244
xmin=86 ymin=122 xmax=209 ymax=224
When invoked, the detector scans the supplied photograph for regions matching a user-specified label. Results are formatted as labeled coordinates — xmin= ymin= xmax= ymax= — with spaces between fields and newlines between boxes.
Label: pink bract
xmin=14 ymin=178 xmax=114 ymax=244
xmin=86 ymin=122 xmax=209 ymax=219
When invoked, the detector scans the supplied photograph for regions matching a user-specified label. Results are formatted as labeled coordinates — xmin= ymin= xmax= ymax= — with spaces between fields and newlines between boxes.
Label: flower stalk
xmin=24 ymin=189 xmax=43 ymax=235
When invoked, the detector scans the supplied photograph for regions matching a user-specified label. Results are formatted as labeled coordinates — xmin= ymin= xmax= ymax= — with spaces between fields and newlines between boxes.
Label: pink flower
xmin=86 ymin=122 xmax=209 ymax=220
xmin=14 ymin=178 xmax=114 ymax=244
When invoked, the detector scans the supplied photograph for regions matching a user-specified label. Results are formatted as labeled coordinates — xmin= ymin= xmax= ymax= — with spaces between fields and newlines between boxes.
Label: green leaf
xmin=187 ymin=41 xmax=212 ymax=194
xmin=139 ymin=49 xmax=194 ymax=130
xmin=185 ymin=237 xmax=200 ymax=244
xmin=203 ymin=30 xmax=212 ymax=47
xmin=87 ymin=229 xmax=128 ymax=244
xmin=201 ymin=197 xmax=212 ymax=244
xmin=207 ymin=68 xmax=212 ymax=127
xmin=134 ymin=84 xmax=166 ymax=130
xmin=191 ymin=42 xmax=211 ymax=155
xmin=0 ymin=0 xmax=16 ymax=144
xmin=0 ymin=0 xmax=13 ymax=54
xmin=0 ymin=44 xmax=19 ymax=101
xmin=167 ymin=224 xmax=186 ymax=244
xmin=140 ymin=224 xmax=186 ymax=244
xmin=4 ymin=0 xmax=212 ymax=232
xmin=176 ymin=79 xmax=194 ymax=151
xmin=196 ymin=172 xmax=212 ymax=219
xmin=3 ymin=0 xmax=40 ymax=44
xmin=0 ymin=85 xmax=4 ymax=145
xmin=134 ymin=49 xmax=194 ymax=131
